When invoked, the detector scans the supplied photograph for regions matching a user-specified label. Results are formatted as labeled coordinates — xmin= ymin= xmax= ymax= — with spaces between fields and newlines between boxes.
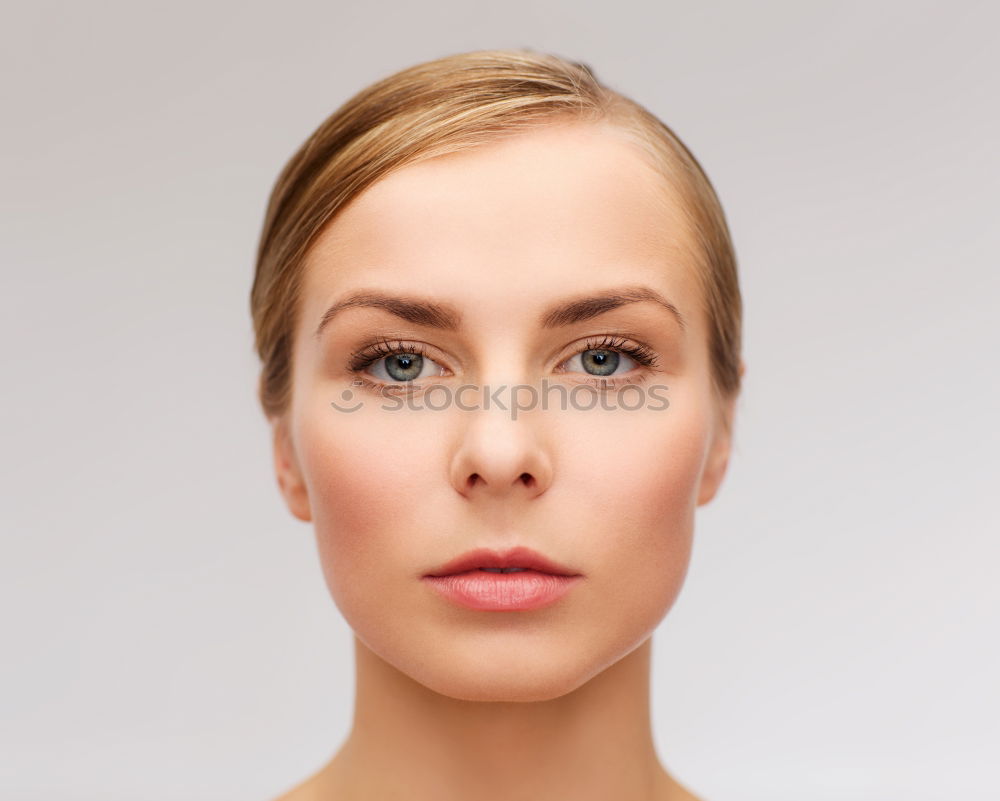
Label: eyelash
xmin=346 ymin=334 xmax=659 ymax=394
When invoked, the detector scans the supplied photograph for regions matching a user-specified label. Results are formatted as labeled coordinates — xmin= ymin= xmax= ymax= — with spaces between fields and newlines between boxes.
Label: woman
xmin=252 ymin=48 xmax=743 ymax=801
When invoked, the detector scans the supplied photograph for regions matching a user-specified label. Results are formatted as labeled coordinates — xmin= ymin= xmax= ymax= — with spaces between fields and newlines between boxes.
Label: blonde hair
xmin=251 ymin=48 xmax=742 ymax=420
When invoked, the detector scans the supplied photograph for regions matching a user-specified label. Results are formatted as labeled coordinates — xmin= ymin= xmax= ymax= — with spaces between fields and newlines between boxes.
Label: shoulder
xmin=267 ymin=772 xmax=328 ymax=801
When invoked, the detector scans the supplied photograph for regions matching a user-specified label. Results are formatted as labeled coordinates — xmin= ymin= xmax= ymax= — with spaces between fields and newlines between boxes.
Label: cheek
xmin=291 ymin=395 xmax=445 ymax=613
xmin=561 ymin=388 xmax=710 ymax=541
xmin=552 ymin=392 xmax=712 ymax=636
xmin=608 ymin=423 xmax=703 ymax=599
xmin=616 ymin=410 xmax=707 ymax=542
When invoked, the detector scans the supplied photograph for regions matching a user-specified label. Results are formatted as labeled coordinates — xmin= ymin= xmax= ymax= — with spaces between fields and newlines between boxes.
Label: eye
xmin=366 ymin=351 xmax=448 ymax=383
xmin=562 ymin=348 xmax=639 ymax=377
xmin=557 ymin=335 xmax=658 ymax=380
xmin=347 ymin=337 xmax=451 ymax=386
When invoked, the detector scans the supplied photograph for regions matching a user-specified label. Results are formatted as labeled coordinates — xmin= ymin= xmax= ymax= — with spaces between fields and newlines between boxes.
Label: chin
xmin=409 ymin=659 xmax=600 ymax=703
xmin=366 ymin=625 xmax=657 ymax=704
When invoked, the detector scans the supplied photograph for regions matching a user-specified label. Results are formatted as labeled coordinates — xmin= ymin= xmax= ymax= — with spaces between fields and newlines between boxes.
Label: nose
xmin=448 ymin=405 xmax=553 ymax=500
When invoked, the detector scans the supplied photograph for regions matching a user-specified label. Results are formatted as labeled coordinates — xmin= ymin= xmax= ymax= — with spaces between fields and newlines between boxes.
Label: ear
xmin=697 ymin=360 xmax=745 ymax=507
xmin=270 ymin=415 xmax=312 ymax=522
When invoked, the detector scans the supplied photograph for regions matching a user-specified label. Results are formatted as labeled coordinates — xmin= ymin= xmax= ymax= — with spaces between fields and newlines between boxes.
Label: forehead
xmin=299 ymin=122 xmax=702 ymax=336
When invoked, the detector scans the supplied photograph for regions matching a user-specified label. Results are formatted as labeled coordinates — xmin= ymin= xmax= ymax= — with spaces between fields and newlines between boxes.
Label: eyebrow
xmin=314 ymin=285 xmax=685 ymax=338
xmin=539 ymin=286 xmax=686 ymax=332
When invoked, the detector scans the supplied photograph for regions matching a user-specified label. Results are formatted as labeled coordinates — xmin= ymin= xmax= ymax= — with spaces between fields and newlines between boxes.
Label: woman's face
xmin=272 ymin=121 xmax=736 ymax=702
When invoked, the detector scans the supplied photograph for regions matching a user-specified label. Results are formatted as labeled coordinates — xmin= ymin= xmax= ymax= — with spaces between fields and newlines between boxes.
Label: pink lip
xmin=424 ymin=545 xmax=580 ymax=578
xmin=422 ymin=546 xmax=583 ymax=611
xmin=423 ymin=571 xmax=583 ymax=611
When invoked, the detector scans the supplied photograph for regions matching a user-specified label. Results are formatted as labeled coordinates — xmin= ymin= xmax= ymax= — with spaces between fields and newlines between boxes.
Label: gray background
xmin=2 ymin=1 xmax=997 ymax=799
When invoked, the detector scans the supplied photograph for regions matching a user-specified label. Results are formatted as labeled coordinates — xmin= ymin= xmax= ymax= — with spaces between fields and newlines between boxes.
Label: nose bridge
xmin=445 ymin=313 xmax=556 ymax=498
xmin=448 ymin=397 xmax=553 ymax=499
xmin=469 ymin=328 xmax=531 ymax=387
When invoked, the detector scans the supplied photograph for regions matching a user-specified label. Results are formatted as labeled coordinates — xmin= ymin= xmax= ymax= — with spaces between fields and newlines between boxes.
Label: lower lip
xmin=422 ymin=570 xmax=583 ymax=611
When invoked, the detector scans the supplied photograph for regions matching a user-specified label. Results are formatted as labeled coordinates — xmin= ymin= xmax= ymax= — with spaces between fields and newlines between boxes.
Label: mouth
xmin=423 ymin=545 xmax=581 ymax=578
xmin=422 ymin=547 xmax=583 ymax=612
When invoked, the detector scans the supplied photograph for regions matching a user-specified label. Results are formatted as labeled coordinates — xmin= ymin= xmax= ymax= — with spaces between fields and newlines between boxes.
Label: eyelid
xmin=553 ymin=333 xmax=660 ymax=371
xmin=348 ymin=336 xmax=457 ymax=375
xmin=345 ymin=332 xmax=661 ymax=395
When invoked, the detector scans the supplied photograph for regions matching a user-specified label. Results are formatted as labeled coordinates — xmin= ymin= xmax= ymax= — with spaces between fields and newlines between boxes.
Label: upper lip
xmin=424 ymin=546 xmax=581 ymax=577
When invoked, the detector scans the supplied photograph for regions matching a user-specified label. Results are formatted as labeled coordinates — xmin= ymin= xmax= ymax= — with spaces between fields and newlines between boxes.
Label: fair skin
xmin=269 ymin=121 xmax=742 ymax=801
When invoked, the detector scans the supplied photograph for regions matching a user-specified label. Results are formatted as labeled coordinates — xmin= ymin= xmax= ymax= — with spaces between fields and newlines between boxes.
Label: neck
xmin=301 ymin=635 xmax=696 ymax=801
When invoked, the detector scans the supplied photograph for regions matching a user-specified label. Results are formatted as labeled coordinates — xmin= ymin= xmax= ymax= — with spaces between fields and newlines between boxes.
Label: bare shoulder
xmin=269 ymin=763 xmax=702 ymax=801
xmin=272 ymin=775 xmax=703 ymax=801
xmin=659 ymin=769 xmax=707 ymax=801
xmin=268 ymin=770 xmax=329 ymax=801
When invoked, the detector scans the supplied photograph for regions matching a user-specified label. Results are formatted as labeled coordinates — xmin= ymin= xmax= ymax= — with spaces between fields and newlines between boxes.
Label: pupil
xmin=582 ymin=349 xmax=619 ymax=376
xmin=386 ymin=353 xmax=423 ymax=381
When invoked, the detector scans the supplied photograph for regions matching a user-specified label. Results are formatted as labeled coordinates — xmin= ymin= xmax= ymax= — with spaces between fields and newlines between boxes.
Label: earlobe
xmin=271 ymin=417 xmax=312 ymax=522
xmin=697 ymin=363 xmax=744 ymax=507
xmin=696 ymin=424 xmax=732 ymax=507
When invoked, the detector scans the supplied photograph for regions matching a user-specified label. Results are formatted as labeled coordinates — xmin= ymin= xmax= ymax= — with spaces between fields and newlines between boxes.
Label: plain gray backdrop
xmin=2 ymin=1 xmax=997 ymax=799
